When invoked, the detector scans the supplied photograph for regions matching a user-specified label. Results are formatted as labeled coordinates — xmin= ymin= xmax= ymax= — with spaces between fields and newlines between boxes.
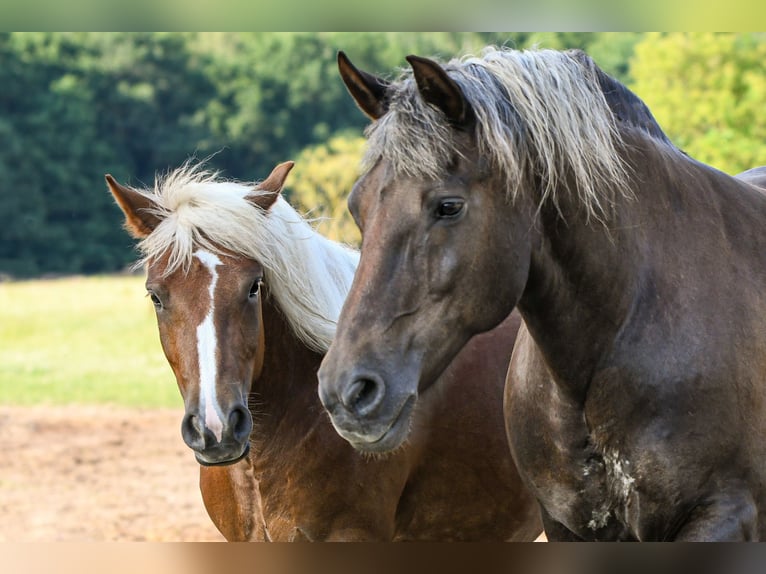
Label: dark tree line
xmin=0 ymin=32 xmax=622 ymax=277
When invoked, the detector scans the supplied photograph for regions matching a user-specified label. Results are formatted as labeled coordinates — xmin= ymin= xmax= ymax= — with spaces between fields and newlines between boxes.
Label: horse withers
xmin=107 ymin=161 xmax=541 ymax=541
xmin=318 ymin=48 xmax=766 ymax=541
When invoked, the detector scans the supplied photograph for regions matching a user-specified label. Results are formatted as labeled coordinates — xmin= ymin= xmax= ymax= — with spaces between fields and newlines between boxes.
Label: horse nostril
xmin=229 ymin=404 xmax=253 ymax=443
xmin=181 ymin=413 xmax=204 ymax=450
xmin=342 ymin=377 xmax=384 ymax=417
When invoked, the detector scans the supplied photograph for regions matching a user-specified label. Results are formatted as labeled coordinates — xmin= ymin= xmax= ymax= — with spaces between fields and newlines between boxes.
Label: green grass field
xmin=0 ymin=274 xmax=182 ymax=408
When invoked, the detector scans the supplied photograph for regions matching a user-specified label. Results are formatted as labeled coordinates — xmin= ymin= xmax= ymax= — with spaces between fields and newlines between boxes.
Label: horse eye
xmin=248 ymin=279 xmax=262 ymax=299
xmin=147 ymin=291 xmax=163 ymax=310
xmin=435 ymin=198 xmax=465 ymax=219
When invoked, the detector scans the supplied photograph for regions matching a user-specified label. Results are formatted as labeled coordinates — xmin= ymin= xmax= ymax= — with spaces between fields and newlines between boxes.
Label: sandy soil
xmin=0 ymin=405 xmax=224 ymax=541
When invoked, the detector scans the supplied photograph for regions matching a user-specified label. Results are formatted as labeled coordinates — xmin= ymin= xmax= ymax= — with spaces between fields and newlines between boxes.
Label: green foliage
xmin=0 ymin=275 xmax=180 ymax=407
xmin=0 ymin=32 xmax=216 ymax=277
xmin=585 ymin=33 xmax=644 ymax=82
xmin=0 ymin=33 xmax=636 ymax=278
xmin=286 ymin=133 xmax=365 ymax=246
xmin=630 ymin=33 xmax=766 ymax=175
xmin=188 ymin=33 xmax=550 ymax=176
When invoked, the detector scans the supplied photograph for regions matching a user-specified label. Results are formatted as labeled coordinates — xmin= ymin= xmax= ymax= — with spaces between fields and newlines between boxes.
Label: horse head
xmin=107 ymin=162 xmax=294 ymax=465
xmin=318 ymin=53 xmax=533 ymax=452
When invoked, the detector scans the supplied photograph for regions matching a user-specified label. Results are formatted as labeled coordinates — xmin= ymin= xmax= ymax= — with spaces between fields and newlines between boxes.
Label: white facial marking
xmin=195 ymin=250 xmax=224 ymax=443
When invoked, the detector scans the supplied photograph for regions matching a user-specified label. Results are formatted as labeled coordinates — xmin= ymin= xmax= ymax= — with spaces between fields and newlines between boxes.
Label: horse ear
xmin=406 ymin=55 xmax=469 ymax=126
xmin=105 ymin=174 xmax=161 ymax=239
xmin=251 ymin=161 xmax=295 ymax=211
xmin=337 ymin=51 xmax=390 ymax=120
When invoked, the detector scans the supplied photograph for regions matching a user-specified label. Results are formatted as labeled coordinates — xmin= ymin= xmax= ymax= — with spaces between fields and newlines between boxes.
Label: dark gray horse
xmin=318 ymin=47 xmax=766 ymax=541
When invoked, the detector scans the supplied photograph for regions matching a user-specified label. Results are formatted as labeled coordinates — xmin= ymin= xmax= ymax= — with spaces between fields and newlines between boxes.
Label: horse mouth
xmin=194 ymin=443 xmax=250 ymax=467
xmin=344 ymin=394 xmax=417 ymax=454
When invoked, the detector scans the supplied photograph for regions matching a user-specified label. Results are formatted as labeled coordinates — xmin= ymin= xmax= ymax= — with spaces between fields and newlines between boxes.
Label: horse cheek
xmin=426 ymin=246 xmax=462 ymax=297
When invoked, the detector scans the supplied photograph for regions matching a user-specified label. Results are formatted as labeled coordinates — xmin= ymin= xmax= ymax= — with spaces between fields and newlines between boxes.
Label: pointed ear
xmin=250 ymin=161 xmax=295 ymax=211
xmin=105 ymin=174 xmax=161 ymax=239
xmin=406 ymin=55 xmax=470 ymax=126
xmin=337 ymin=51 xmax=390 ymax=120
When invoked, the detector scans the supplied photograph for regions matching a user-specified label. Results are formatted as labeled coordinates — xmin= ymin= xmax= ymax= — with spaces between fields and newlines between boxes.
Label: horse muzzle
xmin=317 ymin=365 xmax=418 ymax=453
xmin=181 ymin=403 xmax=253 ymax=466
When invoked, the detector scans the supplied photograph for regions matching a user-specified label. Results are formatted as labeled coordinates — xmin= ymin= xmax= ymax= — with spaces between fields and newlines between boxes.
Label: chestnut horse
xmin=318 ymin=47 xmax=766 ymax=540
xmin=107 ymin=161 xmax=540 ymax=541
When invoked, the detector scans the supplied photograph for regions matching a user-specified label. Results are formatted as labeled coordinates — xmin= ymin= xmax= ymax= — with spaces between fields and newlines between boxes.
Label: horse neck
xmin=249 ymin=292 xmax=325 ymax=440
xmin=515 ymin=132 xmax=762 ymax=396
xmin=517 ymin=198 xmax=638 ymax=396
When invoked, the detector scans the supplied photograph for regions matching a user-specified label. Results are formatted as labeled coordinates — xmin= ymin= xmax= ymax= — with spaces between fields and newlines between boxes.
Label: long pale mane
xmin=363 ymin=47 xmax=635 ymax=221
xmin=134 ymin=161 xmax=359 ymax=353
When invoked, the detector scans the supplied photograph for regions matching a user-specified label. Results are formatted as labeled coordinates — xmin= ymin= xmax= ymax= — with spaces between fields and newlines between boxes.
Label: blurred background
xmin=1 ymin=32 xmax=765 ymax=542
xmin=2 ymin=32 xmax=765 ymax=279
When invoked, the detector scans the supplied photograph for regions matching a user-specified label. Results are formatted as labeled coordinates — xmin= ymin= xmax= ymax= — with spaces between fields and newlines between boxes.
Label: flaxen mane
xmin=133 ymin=161 xmax=359 ymax=352
xmin=363 ymin=47 xmax=657 ymax=221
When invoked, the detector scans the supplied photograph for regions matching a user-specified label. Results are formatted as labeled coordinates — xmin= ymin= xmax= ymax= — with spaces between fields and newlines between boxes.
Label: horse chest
xmin=520 ymin=416 xmax=638 ymax=540
xmin=560 ymin=448 xmax=636 ymax=535
xmin=507 ymin=374 xmax=640 ymax=539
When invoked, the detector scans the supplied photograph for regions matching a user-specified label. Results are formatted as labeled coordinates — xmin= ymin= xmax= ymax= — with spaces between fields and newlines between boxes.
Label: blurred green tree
xmin=0 ymin=32 xmax=642 ymax=277
xmin=631 ymin=32 xmax=766 ymax=175
xmin=286 ymin=133 xmax=365 ymax=247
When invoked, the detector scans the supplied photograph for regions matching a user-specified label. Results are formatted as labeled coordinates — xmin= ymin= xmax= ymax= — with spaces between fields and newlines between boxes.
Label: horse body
xmin=107 ymin=162 xmax=540 ymax=541
xmin=508 ymin=142 xmax=766 ymax=540
xmin=318 ymin=48 xmax=766 ymax=540
xmin=736 ymin=165 xmax=766 ymax=190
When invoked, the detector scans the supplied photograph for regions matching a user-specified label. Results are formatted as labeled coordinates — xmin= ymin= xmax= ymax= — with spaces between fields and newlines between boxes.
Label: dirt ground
xmin=0 ymin=405 xmax=225 ymax=541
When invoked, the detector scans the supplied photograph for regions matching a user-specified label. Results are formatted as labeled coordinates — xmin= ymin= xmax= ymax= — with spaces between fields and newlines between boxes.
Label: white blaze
xmin=195 ymin=250 xmax=224 ymax=442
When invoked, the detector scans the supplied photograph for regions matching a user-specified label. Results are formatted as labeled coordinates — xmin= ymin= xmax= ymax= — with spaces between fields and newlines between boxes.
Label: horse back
xmin=735 ymin=165 xmax=766 ymax=193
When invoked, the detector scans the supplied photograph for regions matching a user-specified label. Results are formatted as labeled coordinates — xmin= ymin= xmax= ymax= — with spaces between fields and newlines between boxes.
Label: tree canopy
xmin=1 ymin=32 xmax=763 ymax=277
xmin=631 ymin=32 xmax=766 ymax=175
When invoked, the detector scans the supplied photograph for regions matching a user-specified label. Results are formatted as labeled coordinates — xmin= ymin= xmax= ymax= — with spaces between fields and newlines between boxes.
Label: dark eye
xmin=435 ymin=198 xmax=465 ymax=219
xmin=248 ymin=278 xmax=262 ymax=299
xmin=147 ymin=291 xmax=163 ymax=310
